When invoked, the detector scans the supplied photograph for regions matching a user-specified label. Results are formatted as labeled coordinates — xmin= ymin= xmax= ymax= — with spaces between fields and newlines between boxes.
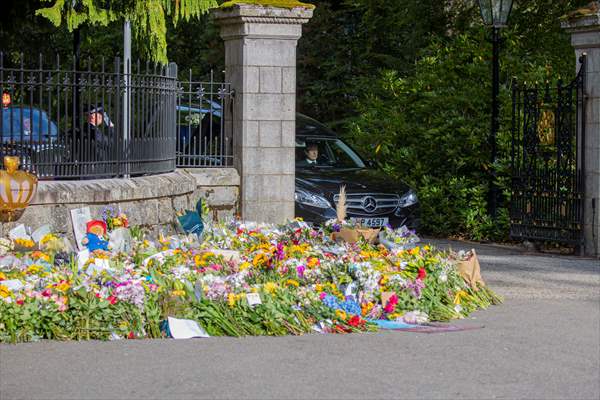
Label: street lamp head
xmin=478 ymin=0 xmax=514 ymax=28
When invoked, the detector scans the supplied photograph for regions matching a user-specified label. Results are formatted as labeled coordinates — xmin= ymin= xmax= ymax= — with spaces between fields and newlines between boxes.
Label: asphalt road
xmin=1 ymin=240 xmax=599 ymax=400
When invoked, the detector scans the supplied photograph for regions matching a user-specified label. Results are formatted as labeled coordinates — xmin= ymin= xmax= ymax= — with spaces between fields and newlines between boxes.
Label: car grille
xmin=333 ymin=193 xmax=399 ymax=215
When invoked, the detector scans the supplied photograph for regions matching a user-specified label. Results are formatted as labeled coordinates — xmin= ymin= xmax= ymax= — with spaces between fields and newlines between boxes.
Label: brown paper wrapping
xmin=332 ymin=227 xmax=380 ymax=244
xmin=457 ymin=249 xmax=485 ymax=290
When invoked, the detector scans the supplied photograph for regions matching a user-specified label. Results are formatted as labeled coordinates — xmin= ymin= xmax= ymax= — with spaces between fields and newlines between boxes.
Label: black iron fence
xmin=510 ymin=55 xmax=586 ymax=247
xmin=176 ymin=70 xmax=234 ymax=168
xmin=0 ymin=54 xmax=234 ymax=180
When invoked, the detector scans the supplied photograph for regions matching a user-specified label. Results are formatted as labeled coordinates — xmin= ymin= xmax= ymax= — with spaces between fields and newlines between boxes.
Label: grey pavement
xmin=1 ymin=239 xmax=599 ymax=400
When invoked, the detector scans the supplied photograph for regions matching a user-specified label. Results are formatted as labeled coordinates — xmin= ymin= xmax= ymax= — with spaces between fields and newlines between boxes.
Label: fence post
xmin=563 ymin=10 xmax=600 ymax=257
xmin=212 ymin=4 xmax=313 ymax=224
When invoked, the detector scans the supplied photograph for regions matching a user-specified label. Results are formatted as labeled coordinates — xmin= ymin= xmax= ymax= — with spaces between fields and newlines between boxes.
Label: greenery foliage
xmin=35 ymin=0 xmax=218 ymax=63
xmin=339 ymin=0 xmax=589 ymax=240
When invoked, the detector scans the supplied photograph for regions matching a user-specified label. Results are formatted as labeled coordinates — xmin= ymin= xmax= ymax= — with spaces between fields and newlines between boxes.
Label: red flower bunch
xmin=417 ymin=267 xmax=427 ymax=281
xmin=383 ymin=293 xmax=398 ymax=313
xmin=347 ymin=315 xmax=366 ymax=328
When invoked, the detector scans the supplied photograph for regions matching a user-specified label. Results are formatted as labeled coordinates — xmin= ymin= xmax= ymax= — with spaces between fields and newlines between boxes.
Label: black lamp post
xmin=478 ymin=0 xmax=513 ymax=219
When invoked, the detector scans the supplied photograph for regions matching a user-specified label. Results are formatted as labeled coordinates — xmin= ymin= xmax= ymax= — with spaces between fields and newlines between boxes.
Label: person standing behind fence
xmin=83 ymin=105 xmax=114 ymax=176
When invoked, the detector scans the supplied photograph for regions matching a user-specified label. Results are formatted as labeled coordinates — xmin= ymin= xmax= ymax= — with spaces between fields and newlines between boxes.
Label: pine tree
xmin=35 ymin=0 xmax=217 ymax=63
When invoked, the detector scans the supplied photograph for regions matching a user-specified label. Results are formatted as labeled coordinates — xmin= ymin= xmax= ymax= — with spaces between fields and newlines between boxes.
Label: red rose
xmin=418 ymin=268 xmax=427 ymax=281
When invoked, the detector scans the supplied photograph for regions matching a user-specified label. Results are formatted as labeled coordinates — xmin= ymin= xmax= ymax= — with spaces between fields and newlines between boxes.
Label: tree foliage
xmin=345 ymin=0 xmax=590 ymax=240
xmin=35 ymin=0 xmax=218 ymax=63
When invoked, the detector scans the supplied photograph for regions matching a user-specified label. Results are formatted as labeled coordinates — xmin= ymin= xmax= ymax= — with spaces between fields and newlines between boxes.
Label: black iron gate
xmin=510 ymin=55 xmax=586 ymax=246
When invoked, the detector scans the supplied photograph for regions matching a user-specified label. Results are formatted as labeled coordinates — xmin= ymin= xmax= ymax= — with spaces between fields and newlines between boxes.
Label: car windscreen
xmin=1 ymin=107 xmax=59 ymax=141
xmin=296 ymin=137 xmax=365 ymax=169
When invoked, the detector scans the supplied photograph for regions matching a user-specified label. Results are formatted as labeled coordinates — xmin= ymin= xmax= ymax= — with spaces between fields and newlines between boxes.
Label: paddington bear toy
xmin=82 ymin=220 xmax=110 ymax=252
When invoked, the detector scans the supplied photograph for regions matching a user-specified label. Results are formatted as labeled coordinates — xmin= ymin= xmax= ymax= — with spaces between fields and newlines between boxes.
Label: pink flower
xmin=41 ymin=289 xmax=52 ymax=297
xmin=209 ymin=264 xmax=222 ymax=271
xmin=383 ymin=293 xmax=398 ymax=314
xmin=296 ymin=265 xmax=305 ymax=278
xmin=319 ymin=292 xmax=327 ymax=300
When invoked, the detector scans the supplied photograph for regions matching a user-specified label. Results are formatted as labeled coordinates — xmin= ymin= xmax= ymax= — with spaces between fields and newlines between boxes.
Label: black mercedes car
xmin=295 ymin=114 xmax=419 ymax=229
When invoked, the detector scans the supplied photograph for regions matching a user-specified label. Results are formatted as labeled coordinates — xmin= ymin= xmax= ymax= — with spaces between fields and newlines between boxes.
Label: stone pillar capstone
xmin=563 ymin=8 xmax=600 ymax=257
xmin=213 ymin=4 xmax=313 ymax=224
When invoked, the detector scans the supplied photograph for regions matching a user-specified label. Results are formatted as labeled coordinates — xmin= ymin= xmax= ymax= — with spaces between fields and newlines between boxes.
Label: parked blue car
xmin=1 ymin=106 xmax=65 ymax=176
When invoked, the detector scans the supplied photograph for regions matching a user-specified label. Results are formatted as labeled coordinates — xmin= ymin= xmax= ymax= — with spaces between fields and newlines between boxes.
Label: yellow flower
xmin=55 ymin=281 xmax=71 ymax=292
xmin=227 ymin=293 xmax=236 ymax=307
xmin=285 ymin=279 xmax=299 ymax=288
xmin=0 ymin=272 xmax=6 ymax=280
xmin=252 ymin=253 xmax=269 ymax=267
xmin=315 ymin=284 xmax=323 ymax=292
xmin=239 ymin=261 xmax=251 ymax=271
xmin=454 ymin=290 xmax=469 ymax=305
xmin=26 ymin=264 xmax=44 ymax=275
xmin=15 ymin=238 xmax=35 ymax=248
xmin=263 ymin=282 xmax=278 ymax=294
xmin=0 ymin=285 xmax=10 ymax=298
xmin=172 ymin=290 xmax=186 ymax=297
xmin=335 ymin=309 xmax=347 ymax=321
xmin=307 ymin=257 xmax=319 ymax=268
xmin=388 ymin=312 xmax=404 ymax=320
xmin=40 ymin=233 xmax=57 ymax=245
xmin=409 ymin=246 xmax=421 ymax=256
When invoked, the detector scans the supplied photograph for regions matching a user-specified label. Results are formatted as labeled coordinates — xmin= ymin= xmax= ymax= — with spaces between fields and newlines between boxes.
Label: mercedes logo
xmin=362 ymin=196 xmax=377 ymax=213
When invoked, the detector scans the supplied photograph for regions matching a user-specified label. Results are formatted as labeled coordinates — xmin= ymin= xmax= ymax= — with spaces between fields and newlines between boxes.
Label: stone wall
xmin=213 ymin=4 xmax=313 ymax=224
xmin=0 ymin=168 xmax=239 ymax=238
xmin=563 ymin=11 xmax=600 ymax=257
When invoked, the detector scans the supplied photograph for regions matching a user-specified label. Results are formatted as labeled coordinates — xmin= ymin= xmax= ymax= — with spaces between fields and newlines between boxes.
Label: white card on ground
xmin=246 ymin=292 xmax=262 ymax=307
xmin=167 ymin=317 xmax=210 ymax=339
xmin=8 ymin=224 xmax=30 ymax=241
xmin=31 ymin=225 xmax=51 ymax=244
xmin=70 ymin=207 xmax=92 ymax=250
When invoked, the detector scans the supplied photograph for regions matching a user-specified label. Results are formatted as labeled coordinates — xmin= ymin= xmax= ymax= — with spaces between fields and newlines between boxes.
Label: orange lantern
xmin=0 ymin=156 xmax=38 ymax=221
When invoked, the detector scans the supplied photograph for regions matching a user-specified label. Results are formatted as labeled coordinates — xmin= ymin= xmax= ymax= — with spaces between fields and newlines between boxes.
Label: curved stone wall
xmin=0 ymin=168 xmax=239 ymax=238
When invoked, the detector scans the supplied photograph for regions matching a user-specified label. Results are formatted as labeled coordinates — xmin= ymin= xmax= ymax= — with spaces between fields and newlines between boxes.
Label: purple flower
xmin=296 ymin=265 xmax=305 ymax=278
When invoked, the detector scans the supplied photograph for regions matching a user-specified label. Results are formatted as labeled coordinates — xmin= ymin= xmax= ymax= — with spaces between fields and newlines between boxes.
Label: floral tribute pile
xmin=0 ymin=212 xmax=501 ymax=343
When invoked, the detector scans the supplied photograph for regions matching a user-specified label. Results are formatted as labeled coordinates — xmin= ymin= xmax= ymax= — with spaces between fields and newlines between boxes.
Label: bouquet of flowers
xmin=378 ymin=225 xmax=420 ymax=250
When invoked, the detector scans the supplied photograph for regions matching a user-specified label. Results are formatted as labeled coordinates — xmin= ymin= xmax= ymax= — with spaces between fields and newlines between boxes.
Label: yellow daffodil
xmin=227 ymin=293 xmax=236 ymax=307
xmin=263 ymin=282 xmax=278 ymax=294
xmin=454 ymin=290 xmax=469 ymax=305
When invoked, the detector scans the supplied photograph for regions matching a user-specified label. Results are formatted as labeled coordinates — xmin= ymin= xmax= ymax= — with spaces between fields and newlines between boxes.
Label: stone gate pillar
xmin=563 ymin=9 xmax=600 ymax=257
xmin=213 ymin=4 xmax=313 ymax=223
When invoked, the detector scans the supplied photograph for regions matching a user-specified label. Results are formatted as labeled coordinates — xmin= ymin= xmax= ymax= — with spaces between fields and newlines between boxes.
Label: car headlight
xmin=295 ymin=188 xmax=332 ymax=209
xmin=398 ymin=190 xmax=418 ymax=208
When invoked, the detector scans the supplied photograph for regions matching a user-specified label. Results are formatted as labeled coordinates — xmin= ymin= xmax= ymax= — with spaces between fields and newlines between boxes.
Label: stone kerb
xmin=213 ymin=4 xmax=313 ymax=224
xmin=562 ymin=10 xmax=600 ymax=257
